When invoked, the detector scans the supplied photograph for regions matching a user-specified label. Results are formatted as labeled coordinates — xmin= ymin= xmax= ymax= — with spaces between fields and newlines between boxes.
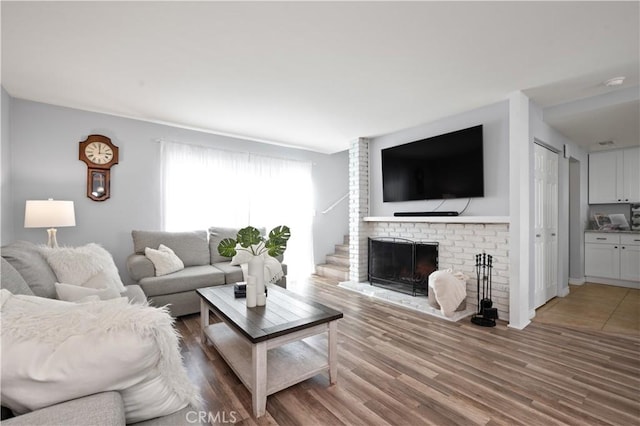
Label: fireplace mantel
xmin=364 ymin=216 xmax=510 ymax=224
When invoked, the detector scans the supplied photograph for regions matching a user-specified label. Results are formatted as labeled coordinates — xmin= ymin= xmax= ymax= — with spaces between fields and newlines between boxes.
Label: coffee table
xmin=197 ymin=284 xmax=343 ymax=417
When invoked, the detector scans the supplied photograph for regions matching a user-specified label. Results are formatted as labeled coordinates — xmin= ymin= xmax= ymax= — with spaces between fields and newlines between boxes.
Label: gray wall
xmin=369 ymin=101 xmax=510 ymax=216
xmin=313 ymin=152 xmax=349 ymax=254
xmin=5 ymin=96 xmax=348 ymax=282
xmin=1 ymin=88 xmax=13 ymax=243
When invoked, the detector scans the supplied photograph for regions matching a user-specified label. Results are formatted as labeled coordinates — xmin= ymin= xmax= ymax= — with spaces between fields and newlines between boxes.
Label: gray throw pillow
xmin=1 ymin=257 xmax=35 ymax=296
xmin=208 ymin=227 xmax=241 ymax=264
xmin=1 ymin=241 xmax=57 ymax=298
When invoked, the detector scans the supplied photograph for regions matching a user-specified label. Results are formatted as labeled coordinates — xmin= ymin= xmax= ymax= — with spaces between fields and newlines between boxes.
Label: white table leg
xmin=328 ymin=320 xmax=338 ymax=384
xmin=200 ymin=299 xmax=209 ymax=344
xmin=252 ymin=341 xmax=268 ymax=417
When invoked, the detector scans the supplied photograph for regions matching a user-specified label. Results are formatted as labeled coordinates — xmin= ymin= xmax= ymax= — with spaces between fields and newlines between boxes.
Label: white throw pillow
xmin=144 ymin=244 xmax=184 ymax=276
xmin=41 ymin=244 xmax=126 ymax=292
xmin=82 ymin=270 xmax=117 ymax=290
xmin=0 ymin=289 xmax=200 ymax=423
xmin=55 ymin=282 xmax=121 ymax=302
xmin=1 ymin=288 xmax=71 ymax=310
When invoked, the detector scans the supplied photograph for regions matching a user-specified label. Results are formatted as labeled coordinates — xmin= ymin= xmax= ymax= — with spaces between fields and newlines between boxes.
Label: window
xmin=161 ymin=141 xmax=314 ymax=278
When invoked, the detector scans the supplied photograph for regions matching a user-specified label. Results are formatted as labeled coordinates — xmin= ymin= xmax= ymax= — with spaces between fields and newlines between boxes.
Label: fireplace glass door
xmin=368 ymin=237 xmax=438 ymax=296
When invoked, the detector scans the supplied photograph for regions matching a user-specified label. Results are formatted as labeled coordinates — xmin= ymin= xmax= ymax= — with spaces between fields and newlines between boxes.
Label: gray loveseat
xmin=0 ymin=241 xmax=203 ymax=425
xmin=126 ymin=227 xmax=287 ymax=317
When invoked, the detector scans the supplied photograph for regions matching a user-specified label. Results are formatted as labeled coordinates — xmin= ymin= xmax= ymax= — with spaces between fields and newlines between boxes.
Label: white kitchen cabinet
xmin=585 ymin=232 xmax=640 ymax=282
xmin=585 ymin=234 xmax=620 ymax=279
xmin=620 ymin=234 xmax=640 ymax=281
xmin=589 ymin=151 xmax=619 ymax=204
xmin=589 ymin=147 xmax=640 ymax=204
xmin=622 ymin=150 xmax=640 ymax=203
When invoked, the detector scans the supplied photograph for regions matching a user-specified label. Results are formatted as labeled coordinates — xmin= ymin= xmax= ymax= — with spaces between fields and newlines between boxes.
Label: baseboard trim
xmin=558 ymin=286 xmax=570 ymax=297
xmin=568 ymin=277 xmax=585 ymax=285
xmin=584 ymin=276 xmax=640 ymax=289
xmin=508 ymin=319 xmax=531 ymax=330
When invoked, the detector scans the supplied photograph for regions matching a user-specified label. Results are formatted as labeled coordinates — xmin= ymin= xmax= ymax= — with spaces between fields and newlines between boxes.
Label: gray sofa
xmin=126 ymin=227 xmax=287 ymax=317
xmin=0 ymin=241 xmax=202 ymax=426
xmin=1 ymin=240 xmax=146 ymax=303
xmin=1 ymin=392 xmax=197 ymax=426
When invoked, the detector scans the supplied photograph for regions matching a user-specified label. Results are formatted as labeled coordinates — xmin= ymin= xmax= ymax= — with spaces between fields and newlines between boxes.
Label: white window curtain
xmin=161 ymin=141 xmax=314 ymax=279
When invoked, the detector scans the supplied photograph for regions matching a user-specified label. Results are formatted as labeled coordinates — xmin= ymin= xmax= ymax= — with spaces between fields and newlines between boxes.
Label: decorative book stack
xmin=234 ymin=283 xmax=246 ymax=298
xmin=234 ymin=282 xmax=267 ymax=299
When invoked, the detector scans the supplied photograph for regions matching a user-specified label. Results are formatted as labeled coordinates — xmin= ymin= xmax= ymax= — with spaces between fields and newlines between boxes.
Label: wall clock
xmin=79 ymin=134 xmax=119 ymax=201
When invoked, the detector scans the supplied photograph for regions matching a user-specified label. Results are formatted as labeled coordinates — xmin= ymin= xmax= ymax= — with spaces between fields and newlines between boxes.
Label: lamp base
xmin=47 ymin=228 xmax=59 ymax=248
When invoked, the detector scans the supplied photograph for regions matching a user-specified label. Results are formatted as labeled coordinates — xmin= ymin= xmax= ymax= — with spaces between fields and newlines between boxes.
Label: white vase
xmin=246 ymin=276 xmax=257 ymax=308
xmin=248 ymin=256 xmax=266 ymax=306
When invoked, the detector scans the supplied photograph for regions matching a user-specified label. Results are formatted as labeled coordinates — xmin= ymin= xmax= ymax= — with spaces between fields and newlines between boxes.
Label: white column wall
xmin=508 ymin=91 xmax=532 ymax=329
xmin=348 ymin=138 xmax=370 ymax=282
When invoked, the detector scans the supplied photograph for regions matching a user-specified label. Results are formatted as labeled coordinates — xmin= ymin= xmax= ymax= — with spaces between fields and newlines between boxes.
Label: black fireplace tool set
xmin=471 ymin=252 xmax=498 ymax=327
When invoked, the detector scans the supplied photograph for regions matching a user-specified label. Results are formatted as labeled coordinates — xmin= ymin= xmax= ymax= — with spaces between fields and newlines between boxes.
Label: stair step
xmin=326 ymin=253 xmax=349 ymax=267
xmin=316 ymin=234 xmax=350 ymax=281
xmin=315 ymin=264 xmax=350 ymax=281
xmin=335 ymin=244 xmax=349 ymax=256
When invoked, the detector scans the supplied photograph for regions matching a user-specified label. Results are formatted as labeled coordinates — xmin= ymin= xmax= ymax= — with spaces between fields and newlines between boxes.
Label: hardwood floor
xmin=534 ymin=283 xmax=639 ymax=335
xmin=177 ymin=276 xmax=640 ymax=425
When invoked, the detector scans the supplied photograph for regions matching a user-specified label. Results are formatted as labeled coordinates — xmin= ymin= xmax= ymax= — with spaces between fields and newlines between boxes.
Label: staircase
xmin=315 ymin=235 xmax=350 ymax=282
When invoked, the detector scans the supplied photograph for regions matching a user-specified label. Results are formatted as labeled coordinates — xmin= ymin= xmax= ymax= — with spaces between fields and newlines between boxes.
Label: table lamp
xmin=24 ymin=199 xmax=76 ymax=248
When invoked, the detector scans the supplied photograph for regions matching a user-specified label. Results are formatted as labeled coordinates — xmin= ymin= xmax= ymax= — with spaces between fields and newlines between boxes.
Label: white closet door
xmin=545 ymin=148 xmax=559 ymax=303
xmin=534 ymin=145 xmax=546 ymax=308
xmin=534 ymin=144 xmax=559 ymax=309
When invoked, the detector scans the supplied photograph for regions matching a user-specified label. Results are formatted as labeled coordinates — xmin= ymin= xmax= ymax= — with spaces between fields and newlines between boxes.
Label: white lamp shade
xmin=24 ymin=200 xmax=76 ymax=228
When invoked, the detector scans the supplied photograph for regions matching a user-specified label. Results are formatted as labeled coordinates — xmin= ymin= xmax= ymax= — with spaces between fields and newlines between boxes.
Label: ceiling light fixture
xmin=604 ymin=76 xmax=625 ymax=87
xmin=597 ymin=140 xmax=615 ymax=146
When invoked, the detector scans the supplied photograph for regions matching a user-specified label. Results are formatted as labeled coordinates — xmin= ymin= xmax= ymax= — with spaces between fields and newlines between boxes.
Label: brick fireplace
xmin=348 ymin=138 xmax=510 ymax=320
xmin=365 ymin=219 xmax=510 ymax=319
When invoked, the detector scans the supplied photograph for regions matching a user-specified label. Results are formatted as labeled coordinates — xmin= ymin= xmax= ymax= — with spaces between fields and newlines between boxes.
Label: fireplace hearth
xmin=368 ymin=237 xmax=438 ymax=296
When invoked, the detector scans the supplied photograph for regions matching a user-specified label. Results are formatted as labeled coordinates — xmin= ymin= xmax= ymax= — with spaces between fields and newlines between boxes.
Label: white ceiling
xmin=2 ymin=1 xmax=638 ymax=154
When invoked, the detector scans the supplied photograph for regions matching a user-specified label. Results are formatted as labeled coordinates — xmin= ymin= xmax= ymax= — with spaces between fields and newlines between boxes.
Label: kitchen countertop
xmin=585 ymin=229 xmax=640 ymax=234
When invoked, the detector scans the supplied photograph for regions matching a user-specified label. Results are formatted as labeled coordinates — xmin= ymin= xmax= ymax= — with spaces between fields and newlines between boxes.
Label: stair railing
xmin=321 ymin=192 xmax=349 ymax=214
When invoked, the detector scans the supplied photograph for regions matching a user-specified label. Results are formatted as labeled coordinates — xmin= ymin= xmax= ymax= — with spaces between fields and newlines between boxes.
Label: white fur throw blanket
xmin=428 ymin=269 xmax=468 ymax=318
xmin=0 ymin=290 xmax=200 ymax=423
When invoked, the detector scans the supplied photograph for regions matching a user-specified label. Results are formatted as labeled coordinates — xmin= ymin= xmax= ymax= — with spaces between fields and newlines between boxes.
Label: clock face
xmin=84 ymin=142 xmax=114 ymax=165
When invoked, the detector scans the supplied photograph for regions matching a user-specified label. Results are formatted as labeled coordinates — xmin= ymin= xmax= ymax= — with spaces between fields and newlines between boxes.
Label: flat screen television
xmin=382 ymin=125 xmax=484 ymax=202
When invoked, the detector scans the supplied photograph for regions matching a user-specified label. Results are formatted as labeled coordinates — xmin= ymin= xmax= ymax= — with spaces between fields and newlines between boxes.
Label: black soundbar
xmin=394 ymin=211 xmax=460 ymax=217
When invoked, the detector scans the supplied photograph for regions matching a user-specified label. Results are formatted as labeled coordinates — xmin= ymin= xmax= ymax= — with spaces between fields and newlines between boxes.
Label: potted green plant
xmin=218 ymin=225 xmax=291 ymax=306
xmin=217 ymin=225 xmax=291 ymax=258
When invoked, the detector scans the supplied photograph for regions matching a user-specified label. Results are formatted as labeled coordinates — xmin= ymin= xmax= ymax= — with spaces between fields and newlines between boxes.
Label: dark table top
xmin=197 ymin=284 xmax=343 ymax=344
